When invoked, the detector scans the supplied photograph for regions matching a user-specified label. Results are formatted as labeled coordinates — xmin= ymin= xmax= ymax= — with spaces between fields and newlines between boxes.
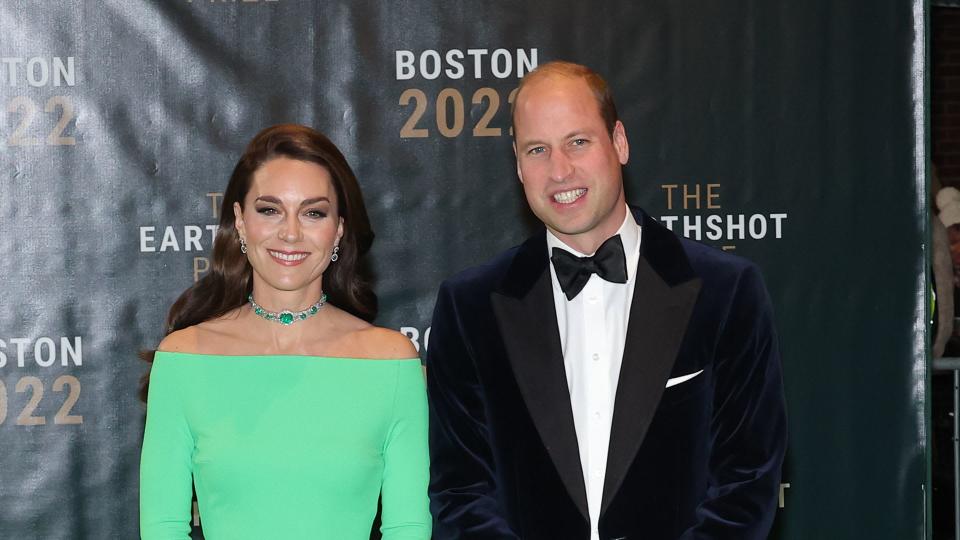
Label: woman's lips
xmin=267 ymin=249 xmax=310 ymax=266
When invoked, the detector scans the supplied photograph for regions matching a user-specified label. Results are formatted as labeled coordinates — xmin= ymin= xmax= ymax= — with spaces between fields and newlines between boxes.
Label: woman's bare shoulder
xmin=156 ymin=326 xmax=201 ymax=354
xmin=351 ymin=326 xmax=419 ymax=360
xmin=155 ymin=310 xmax=245 ymax=355
xmin=326 ymin=308 xmax=417 ymax=360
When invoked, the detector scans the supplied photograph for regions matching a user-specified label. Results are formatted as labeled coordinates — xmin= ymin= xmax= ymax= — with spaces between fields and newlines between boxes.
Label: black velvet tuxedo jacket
xmin=427 ymin=208 xmax=787 ymax=540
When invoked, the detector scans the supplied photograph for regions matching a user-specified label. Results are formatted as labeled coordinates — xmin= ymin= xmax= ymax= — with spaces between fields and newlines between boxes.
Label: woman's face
xmin=234 ymin=157 xmax=343 ymax=296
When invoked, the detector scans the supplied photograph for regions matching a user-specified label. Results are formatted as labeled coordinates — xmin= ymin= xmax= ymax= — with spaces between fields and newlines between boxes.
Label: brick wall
xmin=934 ymin=6 xmax=960 ymax=187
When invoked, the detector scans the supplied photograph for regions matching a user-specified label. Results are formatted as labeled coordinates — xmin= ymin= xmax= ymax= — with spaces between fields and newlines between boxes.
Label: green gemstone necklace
xmin=248 ymin=293 xmax=327 ymax=325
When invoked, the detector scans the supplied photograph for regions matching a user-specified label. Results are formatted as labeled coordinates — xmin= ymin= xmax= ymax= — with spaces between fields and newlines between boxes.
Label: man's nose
xmin=548 ymin=150 xmax=574 ymax=182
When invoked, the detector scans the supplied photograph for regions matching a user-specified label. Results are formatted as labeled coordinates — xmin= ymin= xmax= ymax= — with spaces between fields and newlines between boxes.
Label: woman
xmin=139 ymin=124 xmax=431 ymax=539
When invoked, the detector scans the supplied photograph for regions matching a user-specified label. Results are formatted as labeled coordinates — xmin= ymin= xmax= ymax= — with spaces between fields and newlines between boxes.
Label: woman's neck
xmin=248 ymin=282 xmax=325 ymax=312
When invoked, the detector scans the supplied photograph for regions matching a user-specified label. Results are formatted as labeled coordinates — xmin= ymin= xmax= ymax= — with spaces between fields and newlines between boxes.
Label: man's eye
xmin=528 ymin=146 xmax=546 ymax=155
xmin=571 ymin=138 xmax=588 ymax=146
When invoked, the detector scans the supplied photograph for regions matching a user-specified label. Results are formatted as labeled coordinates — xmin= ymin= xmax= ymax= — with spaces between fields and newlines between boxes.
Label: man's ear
xmin=612 ymin=120 xmax=629 ymax=165
xmin=514 ymin=142 xmax=524 ymax=183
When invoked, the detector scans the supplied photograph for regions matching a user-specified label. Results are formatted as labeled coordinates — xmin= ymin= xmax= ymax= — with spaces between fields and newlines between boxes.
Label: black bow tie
xmin=551 ymin=235 xmax=628 ymax=301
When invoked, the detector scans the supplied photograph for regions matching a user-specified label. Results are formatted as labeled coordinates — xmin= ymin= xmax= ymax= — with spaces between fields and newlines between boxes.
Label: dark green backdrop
xmin=0 ymin=1 xmax=929 ymax=538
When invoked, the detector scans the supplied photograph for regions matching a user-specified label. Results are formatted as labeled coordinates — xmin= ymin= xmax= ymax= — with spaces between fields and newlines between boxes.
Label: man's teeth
xmin=269 ymin=251 xmax=308 ymax=261
xmin=553 ymin=188 xmax=586 ymax=204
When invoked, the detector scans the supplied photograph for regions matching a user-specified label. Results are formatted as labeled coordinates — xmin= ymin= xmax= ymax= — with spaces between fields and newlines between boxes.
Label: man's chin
xmin=545 ymin=208 xmax=604 ymax=234
xmin=545 ymin=220 xmax=603 ymax=248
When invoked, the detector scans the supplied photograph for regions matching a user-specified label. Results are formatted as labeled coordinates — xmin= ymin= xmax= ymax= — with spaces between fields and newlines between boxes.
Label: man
xmin=427 ymin=61 xmax=786 ymax=540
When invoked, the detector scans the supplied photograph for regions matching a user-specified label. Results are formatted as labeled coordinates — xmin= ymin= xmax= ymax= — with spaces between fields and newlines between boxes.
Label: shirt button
xmin=592 ymin=353 xmax=600 ymax=362
xmin=593 ymin=469 xmax=603 ymax=478
xmin=588 ymin=296 xmax=599 ymax=304
xmin=594 ymin=411 xmax=602 ymax=419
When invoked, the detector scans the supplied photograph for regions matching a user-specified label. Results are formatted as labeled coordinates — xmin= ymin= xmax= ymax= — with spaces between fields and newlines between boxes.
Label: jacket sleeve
xmin=679 ymin=264 xmax=788 ymax=540
xmin=379 ymin=362 xmax=433 ymax=540
xmin=427 ymin=281 xmax=520 ymax=539
xmin=139 ymin=359 xmax=194 ymax=540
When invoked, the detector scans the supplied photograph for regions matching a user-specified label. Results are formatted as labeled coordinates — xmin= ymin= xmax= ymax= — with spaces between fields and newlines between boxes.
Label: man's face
xmin=513 ymin=74 xmax=629 ymax=254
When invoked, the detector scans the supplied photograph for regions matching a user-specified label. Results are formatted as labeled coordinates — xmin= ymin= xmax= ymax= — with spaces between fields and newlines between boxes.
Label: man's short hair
xmin=511 ymin=61 xmax=620 ymax=136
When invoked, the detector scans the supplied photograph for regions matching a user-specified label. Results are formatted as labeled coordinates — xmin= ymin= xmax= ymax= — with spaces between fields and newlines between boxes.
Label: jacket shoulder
xmin=679 ymin=236 xmax=758 ymax=276
xmin=638 ymin=208 xmax=760 ymax=287
xmin=440 ymin=244 xmax=522 ymax=295
xmin=676 ymin=235 xmax=773 ymax=319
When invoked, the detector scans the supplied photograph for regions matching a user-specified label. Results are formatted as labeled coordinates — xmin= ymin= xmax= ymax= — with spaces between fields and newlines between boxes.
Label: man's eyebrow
xmin=519 ymin=130 xmax=593 ymax=148
xmin=519 ymin=138 xmax=546 ymax=148
xmin=563 ymin=129 xmax=592 ymax=139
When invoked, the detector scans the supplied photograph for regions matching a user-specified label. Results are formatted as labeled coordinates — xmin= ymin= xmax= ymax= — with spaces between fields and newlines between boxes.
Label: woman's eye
xmin=256 ymin=206 xmax=278 ymax=215
xmin=305 ymin=209 xmax=327 ymax=219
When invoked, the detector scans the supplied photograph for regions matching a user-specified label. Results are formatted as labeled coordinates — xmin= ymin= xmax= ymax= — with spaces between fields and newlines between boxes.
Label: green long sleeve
xmin=140 ymin=357 xmax=194 ymax=540
xmin=381 ymin=364 xmax=432 ymax=539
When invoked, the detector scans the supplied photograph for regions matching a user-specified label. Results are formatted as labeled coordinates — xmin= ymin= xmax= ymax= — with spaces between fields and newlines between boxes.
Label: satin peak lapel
xmin=490 ymin=236 xmax=590 ymax=521
xmin=600 ymin=255 xmax=702 ymax=515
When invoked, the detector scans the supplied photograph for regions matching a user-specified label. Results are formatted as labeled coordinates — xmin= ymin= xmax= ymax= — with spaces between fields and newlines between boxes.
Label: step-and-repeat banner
xmin=0 ymin=1 xmax=929 ymax=539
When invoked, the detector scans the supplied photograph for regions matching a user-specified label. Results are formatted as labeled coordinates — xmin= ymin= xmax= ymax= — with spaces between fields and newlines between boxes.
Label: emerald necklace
xmin=248 ymin=293 xmax=327 ymax=325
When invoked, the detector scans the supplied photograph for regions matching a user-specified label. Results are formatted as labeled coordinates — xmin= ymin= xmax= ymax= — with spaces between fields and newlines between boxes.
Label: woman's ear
xmin=234 ymin=201 xmax=245 ymax=240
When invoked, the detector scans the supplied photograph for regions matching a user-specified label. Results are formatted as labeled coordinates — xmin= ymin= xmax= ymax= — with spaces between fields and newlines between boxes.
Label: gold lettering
xmin=661 ymin=184 xmax=679 ymax=210
xmin=193 ymin=257 xmax=210 ymax=282
xmin=15 ymin=377 xmax=45 ymax=426
xmin=0 ymin=380 xmax=6 ymax=425
xmin=436 ymin=88 xmax=465 ymax=138
xmin=0 ymin=376 xmax=84 ymax=427
xmin=682 ymin=183 xmax=701 ymax=210
xmin=507 ymin=88 xmax=518 ymax=136
xmin=472 ymin=88 xmax=502 ymax=137
xmin=53 ymin=375 xmax=82 ymax=424
xmin=401 ymin=87 xmax=520 ymax=139
xmin=399 ymin=89 xmax=429 ymax=138
xmin=706 ymin=183 xmax=721 ymax=209
xmin=45 ymin=96 xmax=76 ymax=145
xmin=206 ymin=192 xmax=224 ymax=219
xmin=6 ymin=96 xmax=77 ymax=146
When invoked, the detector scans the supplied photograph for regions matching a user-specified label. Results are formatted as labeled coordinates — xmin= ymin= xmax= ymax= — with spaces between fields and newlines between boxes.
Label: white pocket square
xmin=665 ymin=369 xmax=704 ymax=388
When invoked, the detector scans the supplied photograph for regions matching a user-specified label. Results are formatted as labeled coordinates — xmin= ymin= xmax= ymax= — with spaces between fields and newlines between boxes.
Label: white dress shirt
xmin=546 ymin=207 xmax=641 ymax=540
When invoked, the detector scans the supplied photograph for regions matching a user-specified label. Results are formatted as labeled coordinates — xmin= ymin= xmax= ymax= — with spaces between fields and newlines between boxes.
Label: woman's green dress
xmin=140 ymin=352 xmax=431 ymax=539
